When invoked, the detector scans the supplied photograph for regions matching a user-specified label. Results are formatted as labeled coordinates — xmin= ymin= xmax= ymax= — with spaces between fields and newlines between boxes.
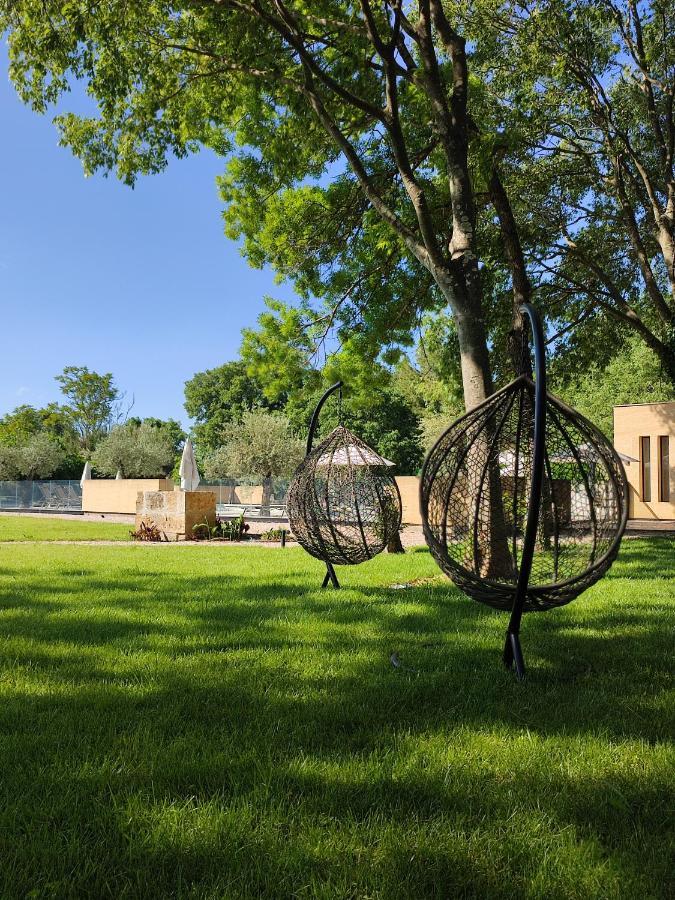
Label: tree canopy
xmin=1 ymin=0 xmax=672 ymax=466
xmin=91 ymin=421 xmax=176 ymax=478
xmin=0 ymin=0 xmax=532 ymax=411
xmin=55 ymin=366 xmax=124 ymax=454
xmin=204 ymin=409 xmax=304 ymax=511
xmin=183 ymin=360 xmax=279 ymax=451
xmin=462 ymin=0 xmax=675 ymax=380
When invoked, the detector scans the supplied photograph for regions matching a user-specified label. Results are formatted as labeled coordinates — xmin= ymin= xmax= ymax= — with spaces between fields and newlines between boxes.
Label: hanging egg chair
xmin=287 ymin=382 xmax=402 ymax=588
xmin=420 ymin=304 xmax=628 ymax=677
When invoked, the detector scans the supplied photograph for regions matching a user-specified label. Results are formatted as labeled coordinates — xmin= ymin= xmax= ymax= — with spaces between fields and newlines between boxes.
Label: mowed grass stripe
xmin=0 ymin=514 xmax=131 ymax=542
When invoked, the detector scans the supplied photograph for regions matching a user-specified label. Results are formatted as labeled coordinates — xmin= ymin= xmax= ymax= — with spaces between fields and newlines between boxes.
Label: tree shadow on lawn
xmin=0 ymin=639 xmax=671 ymax=898
xmin=1 ymin=538 xmax=672 ymax=726
xmin=0 ymin=579 xmax=672 ymax=745
xmin=0 ymin=540 xmax=673 ymax=895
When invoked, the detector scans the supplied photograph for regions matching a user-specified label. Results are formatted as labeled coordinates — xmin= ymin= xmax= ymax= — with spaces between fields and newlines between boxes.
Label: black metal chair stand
xmin=420 ymin=304 xmax=629 ymax=679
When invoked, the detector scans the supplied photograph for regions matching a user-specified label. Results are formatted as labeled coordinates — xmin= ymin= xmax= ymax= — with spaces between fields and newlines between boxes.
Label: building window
xmin=640 ymin=436 xmax=651 ymax=502
xmin=659 ymin=436 xmax=670 ymax=503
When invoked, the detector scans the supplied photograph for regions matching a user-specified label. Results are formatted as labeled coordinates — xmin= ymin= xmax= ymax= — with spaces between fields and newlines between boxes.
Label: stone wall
xmin=395 ymin=476 xmax=422 ymax=525
xmin=83 ymin=479 xmax=175 ymax=515
xmin=135 ymin=490 xmax=217 ymax=541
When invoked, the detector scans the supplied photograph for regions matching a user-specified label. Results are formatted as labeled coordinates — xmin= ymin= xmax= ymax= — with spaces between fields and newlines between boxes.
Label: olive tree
xmin=204 ymin=410 xmax=304 ymax=515
xmin=92 ymin=422 xmax=176 ymax=478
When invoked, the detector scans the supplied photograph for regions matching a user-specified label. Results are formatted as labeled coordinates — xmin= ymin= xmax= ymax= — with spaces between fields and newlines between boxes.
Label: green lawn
xmin=0 ymin=536 xmax=673 ymax=898
xmin=0 ymin=514 xmax=131 ymax=542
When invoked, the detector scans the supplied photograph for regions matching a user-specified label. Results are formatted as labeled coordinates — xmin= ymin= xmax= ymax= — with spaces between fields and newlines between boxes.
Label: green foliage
xmin=0 ymin=0 xmax=496 ymax=408
xmin=240 ymin=306 xmax=425 ymax=472
xmin=184 ymin=361 xmax=276 ymax=452
xmin=0 ymin=403 xmax=82 ymax=478
xmin=190 ymin=516 xmax=252 ymax=542
xmin=126 ymin=417 xmax=185 ymax=455
xmin=241 ymin=299 xmax=319 ymax=404
xmin=14 ymin=433 xmax=66 ymax=480
xmin=392 ymin=313 xmax=464 ymax=453
xmin=0 ymin=445 xmax=20 ymax=479
xmin=554 ymin=339 xmax=673 ymax=438
xmin=0 ymin=431 xmax=66 ymax=479
xmin=462 ymin=0 xmax=675 ymax=380
xmin=91 ymin=421 xmax=175 ymax=478
xmin=0 ymin=405 xmax=44 ymax=447
xmin=219 ymin=514 xmax=250 ymax=542
xmin=55 ymin=366 xmax=121 ymax=453
xmin=203 ymin=411 xmax=303 ymax=481
xmin=259 ymin=526 xmax=286 ymax=542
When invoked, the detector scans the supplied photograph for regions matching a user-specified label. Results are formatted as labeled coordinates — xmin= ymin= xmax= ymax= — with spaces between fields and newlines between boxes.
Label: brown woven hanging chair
xmin=420 ymin=366 xmax=628 ymax=613
xmin=287 ymin=424 xmax=402 ymax=567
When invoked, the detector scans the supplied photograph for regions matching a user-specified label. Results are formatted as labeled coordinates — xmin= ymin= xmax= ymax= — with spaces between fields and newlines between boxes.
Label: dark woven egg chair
xmin=287 ymin=382 xmax=402 ymax=588
xmin=420 ymin=304 xmax=628 ymax=677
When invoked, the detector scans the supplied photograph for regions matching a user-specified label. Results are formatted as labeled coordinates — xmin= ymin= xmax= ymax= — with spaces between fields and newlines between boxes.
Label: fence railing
xmin=0 ymin=480 xmax=82 ymax=511
xmin=201 ymin=479 xmax=290 ymax=507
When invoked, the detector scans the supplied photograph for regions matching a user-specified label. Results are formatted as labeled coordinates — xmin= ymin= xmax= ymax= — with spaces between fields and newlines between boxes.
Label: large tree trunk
xmin=454 ymin=305 xmax=495 ymax=410
xmin=436 ymin=275 xmax=515 ymax=581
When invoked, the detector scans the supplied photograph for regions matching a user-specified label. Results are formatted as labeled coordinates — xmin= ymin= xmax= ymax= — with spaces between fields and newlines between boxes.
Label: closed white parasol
xmin=80 ymin=461 xmax=92 ymax=488
xmin=179 ymin=438 xmax=201 ymax=491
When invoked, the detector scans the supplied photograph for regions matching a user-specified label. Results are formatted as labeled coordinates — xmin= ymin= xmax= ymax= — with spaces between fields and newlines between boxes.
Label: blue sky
xmin=0 ymin=44 xmax=298 ymax=429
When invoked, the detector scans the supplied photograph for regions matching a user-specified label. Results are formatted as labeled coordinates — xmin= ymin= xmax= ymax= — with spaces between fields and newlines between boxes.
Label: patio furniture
xmin=420 ymin=304 xmax=628 ymax=678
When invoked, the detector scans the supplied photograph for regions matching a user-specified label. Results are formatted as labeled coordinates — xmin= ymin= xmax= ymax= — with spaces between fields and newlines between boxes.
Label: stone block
xmin=135 ymin=490 xmax=216 ymax=541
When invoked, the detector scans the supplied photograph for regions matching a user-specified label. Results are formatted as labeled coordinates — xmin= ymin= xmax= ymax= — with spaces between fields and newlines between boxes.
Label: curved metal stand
xmin=306 ymin=381 xmax=343 ymax=588
xmin=503 ymin=304 xmax=547 ymax=680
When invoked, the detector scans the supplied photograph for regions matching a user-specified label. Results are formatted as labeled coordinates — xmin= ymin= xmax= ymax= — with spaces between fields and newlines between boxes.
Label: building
xmin=613 ymin=401 xmax=674 ymax=521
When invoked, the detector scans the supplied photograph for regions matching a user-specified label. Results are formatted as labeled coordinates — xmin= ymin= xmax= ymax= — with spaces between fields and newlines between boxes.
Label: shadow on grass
xmin=0 ymin=537 xmax=672 ymax=897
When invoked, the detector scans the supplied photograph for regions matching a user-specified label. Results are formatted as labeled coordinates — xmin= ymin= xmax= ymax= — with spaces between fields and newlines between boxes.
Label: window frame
xmin=640 ymin=436 xmax=651 ymax=503
xmin=658 ymin=435 xmax=670 ymax=503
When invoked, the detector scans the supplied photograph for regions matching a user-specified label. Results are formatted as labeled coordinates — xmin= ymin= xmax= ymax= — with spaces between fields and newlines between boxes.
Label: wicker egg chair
xmin=287 ymin=382 xmax=402 ymax=588
xmin=420 ymin=304 xmax=628 ymax=677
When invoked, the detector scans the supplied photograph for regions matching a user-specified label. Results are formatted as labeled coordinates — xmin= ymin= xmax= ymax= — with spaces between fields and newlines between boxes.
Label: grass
xmin=0 ymin=533 xmax=673 ymax=898
xmin=0 ymin=514 xmax=131 ymax=542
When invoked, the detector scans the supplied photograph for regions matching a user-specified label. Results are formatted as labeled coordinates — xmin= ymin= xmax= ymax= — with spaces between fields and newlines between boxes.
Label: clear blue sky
xmin=0 ymin=44 xmax=298 ymax=429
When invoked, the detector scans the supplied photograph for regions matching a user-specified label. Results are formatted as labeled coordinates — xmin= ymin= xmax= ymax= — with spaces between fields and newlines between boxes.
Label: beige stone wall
xmin=614 ymin=401 xmax=675 ymax=520
xmin=135 ymin=490 xmax=216 ymax=541
xmin=84 ymin=475 xmax=425 ymax=522
xmin=83 ymin=479 xmax=175 ymax=515
xmin=396 ymin=475 xmax=422 ymax=525
xmin=193 ymin=484 xmax=265 ymax=504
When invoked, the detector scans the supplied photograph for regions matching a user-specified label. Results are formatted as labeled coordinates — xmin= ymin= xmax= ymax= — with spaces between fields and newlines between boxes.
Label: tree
xmin=55 ymin=366 xmax=124 ymax=454
xmin=0 ymin=403 xmax=83 ymax=478
xmin=553 ymin=337 xmax=673 ymax=439
xmin=392 ymin=311 xmax=464 ymax=450
xmin=91 ymin=422 xmax=175 ymax=478
xmin=463 ymin=0 xmax=675 ymax=380
xmin=0 ymin=446 xmax=20 ymax=480
xmin=184 ymin=361 xmax=277 ymax=452
xmin=16 ymin=433 xmax=65 ymax=480
xmin=241 ymin=304 xmax=425 ymax=470
xmin=126 ymin=417 xmax=186 ymax=455
xmin=0 ymin=405 xmax=44 ymax=447
xmin=0 ymin=1 xmax=535 ymax=413
xmin=0 ymin=434 xmax=65 ymax=480
xmin=204 ymin=411 xmax=304 ymax=514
